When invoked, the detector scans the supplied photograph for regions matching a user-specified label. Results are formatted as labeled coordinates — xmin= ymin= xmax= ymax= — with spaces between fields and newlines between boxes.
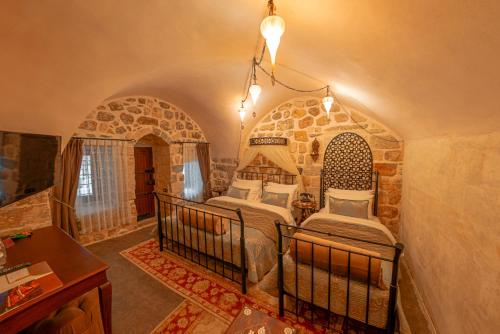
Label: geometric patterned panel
xmin=323 ymin=132 xmax=373 ymax=191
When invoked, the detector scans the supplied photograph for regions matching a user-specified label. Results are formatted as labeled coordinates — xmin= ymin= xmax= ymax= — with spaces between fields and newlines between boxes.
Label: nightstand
xmin=292 ymin=200 xmax=317 ymax=225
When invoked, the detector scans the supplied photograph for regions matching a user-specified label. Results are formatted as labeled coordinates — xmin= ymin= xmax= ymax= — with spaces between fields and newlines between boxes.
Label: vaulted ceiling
xmin=1 ymin=0 xmax=499 ymax=157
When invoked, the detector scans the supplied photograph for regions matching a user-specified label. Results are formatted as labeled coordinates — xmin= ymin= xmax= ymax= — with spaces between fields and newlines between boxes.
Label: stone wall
xmin=401 ymin=132 xmax=500 ymax=333
xmin=0 ymin=189 xmax=52 ymax=237
xmin=74 ymin=96 xmax=206 ymax=243
xmin=244 ymin=96 xmax=404 ymax=234
xmin=211 ymin=157 xmax=238 ymax=187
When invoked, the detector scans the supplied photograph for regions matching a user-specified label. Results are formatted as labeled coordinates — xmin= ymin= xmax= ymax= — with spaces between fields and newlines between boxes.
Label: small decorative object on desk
xmin=292 ymin=199 xmax=317 ymax=225
xmin=225 ymin=306 xmax=295 ymax=334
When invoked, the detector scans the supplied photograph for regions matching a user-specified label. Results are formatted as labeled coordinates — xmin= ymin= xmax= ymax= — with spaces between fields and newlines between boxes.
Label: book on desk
xmin=0 ymin=261 xmax=62 ymax=317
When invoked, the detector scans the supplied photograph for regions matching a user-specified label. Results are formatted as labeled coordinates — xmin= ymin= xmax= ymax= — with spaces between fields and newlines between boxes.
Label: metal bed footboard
xmin=154 ymin=192 xmax=247 ymax=294
xmin=275 ymin=222 xmax=404 ymax=333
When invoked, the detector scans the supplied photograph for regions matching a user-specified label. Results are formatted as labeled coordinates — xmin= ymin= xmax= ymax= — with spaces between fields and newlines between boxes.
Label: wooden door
xmin=134 ymin=147 xmax=155 ymax=220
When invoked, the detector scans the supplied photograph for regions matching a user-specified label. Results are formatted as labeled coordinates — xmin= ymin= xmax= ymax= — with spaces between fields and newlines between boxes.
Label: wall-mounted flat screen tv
xmin=0 ymin=131 xmax=60 ymax=208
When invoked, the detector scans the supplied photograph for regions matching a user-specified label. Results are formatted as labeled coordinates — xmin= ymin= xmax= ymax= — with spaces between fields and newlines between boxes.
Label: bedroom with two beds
xmin=154 ymin=133 xmax=404 ymax=334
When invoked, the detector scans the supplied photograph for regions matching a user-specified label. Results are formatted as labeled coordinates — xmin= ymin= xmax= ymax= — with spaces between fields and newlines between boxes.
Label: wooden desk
xmin=0 ymin=226 xmax=111 ymax=334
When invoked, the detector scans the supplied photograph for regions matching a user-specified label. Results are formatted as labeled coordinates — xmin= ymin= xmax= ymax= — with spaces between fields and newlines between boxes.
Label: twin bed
xmin=154 ymin=135 xmax=404 ymax=333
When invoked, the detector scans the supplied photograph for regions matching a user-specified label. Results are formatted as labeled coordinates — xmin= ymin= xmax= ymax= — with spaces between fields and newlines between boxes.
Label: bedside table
xmin=292 ymin=200 xmax=317 ymax=225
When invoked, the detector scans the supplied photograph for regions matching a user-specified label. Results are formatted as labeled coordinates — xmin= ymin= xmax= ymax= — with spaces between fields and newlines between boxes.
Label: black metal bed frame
xmin=154 ymin=192 xmax=248 ymax=293
xmin=236 ymin=166 xmax=297 ymax=190
xmin=276 ymin=222 xmax=404 ymax=333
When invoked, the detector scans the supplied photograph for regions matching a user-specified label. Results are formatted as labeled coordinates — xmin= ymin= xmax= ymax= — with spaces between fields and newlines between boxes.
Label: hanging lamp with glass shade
xmin=249 ymin=65 xmax=262 ymax=105
xmin=260 ymin=0 xmax=285 ymax=66
xmin=322 ymin=86 xmax=334 ymax=118
xmin=239 ymin=102 xmax=246 ymax=122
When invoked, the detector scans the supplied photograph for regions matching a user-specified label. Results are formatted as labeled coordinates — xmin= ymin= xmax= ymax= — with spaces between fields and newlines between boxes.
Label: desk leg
xmin=99 ymin=281 xmax=112 ymax=334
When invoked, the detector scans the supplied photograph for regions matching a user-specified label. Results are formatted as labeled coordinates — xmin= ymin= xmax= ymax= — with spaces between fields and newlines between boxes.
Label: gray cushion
xmin=226 ymin=186 xmax=250 ymax=199
xmin=261 ymin=191 xmax=289 ymax=208
xmin=329 ymin=197 xmax=369 ymax=219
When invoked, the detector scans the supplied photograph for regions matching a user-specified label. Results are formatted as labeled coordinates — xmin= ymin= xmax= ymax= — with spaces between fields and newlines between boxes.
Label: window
xmin=77 ymin=155 xmax=93 ymax=196
xmin=182 ymin=143 xmax=203 ymax=201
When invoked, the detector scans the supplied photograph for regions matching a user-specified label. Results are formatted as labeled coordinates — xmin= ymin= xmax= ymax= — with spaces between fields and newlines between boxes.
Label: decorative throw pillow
xmin=329 ymin=197 xmax=369 ymax=219
xmin=261 ymin=191 xmax=289 ymax=208
xmin=226 ymin=186 xmax=250 ymax=200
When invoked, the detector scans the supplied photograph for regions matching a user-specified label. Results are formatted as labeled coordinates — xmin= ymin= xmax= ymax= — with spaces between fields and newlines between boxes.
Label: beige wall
xmin=401 ymin=132 xmax=500 ymax=333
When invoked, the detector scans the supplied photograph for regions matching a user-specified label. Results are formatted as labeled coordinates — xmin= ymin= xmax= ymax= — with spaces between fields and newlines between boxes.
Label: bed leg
xmin=276 ymin=222 xmax=285 ymax=317
xmin=155 ymin=193 xmax=163 ymax=251
xmin=387 ymin=242 xmax=404 ymax=334
xmin=237 ymin=209 xmax=247 ymax=294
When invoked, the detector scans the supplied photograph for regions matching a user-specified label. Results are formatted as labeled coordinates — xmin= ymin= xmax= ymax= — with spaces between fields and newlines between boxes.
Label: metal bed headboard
xmin=236 ymin=166 xmax=297 ymax=191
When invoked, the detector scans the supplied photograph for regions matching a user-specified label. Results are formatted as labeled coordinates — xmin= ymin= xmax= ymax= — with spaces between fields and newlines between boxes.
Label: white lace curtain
xmin=182 ymin=143 xmax=203 ymax=201
xmin=75 ymin=139 xmax=131 ymax=234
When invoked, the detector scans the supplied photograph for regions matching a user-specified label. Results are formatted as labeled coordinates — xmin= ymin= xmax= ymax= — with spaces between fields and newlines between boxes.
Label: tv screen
xmin=0 ymin=131 xmax=60 ymax=208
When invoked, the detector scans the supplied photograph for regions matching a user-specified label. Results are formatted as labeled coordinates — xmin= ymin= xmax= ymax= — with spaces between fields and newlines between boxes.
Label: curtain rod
xmin=72 ymin=136 xmax=135 ymax=142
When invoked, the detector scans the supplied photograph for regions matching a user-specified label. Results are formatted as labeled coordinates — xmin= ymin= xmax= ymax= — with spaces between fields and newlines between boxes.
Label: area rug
xmin=121 ymin=239 xmax=356 ymax=334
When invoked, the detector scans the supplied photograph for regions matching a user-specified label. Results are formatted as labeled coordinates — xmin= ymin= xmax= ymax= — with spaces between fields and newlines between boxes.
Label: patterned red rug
xmin=121 ymin=239 xmax=352 ymax=334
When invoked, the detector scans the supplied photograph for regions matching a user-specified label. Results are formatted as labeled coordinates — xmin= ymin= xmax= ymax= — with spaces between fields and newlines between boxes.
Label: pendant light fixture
xmin=322 ymin=86 xmax=334 ymax=118
xmin=260 ymin=0 xmax=285 ymax=66
xmin=239 ymin=102 xmax=246 ymax=122
xmin=249 ymin=62 xmax=262 ymax=105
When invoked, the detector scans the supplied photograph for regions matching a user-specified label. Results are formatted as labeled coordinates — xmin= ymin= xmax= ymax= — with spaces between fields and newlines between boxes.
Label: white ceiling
xmin=1 ymin=0 xmax=499 ymax=157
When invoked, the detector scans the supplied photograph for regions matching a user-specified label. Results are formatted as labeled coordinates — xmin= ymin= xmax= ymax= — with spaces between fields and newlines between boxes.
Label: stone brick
xmin=97 ymin=111 xmax=115 ymax=122
xmin=97 ymin=105 xmax=106 ymax=110
xmin=115 ymin=126 xmax=126 ymax=134
xmin=159 ymin=101 xmax=170 ymax=109
xmin=372 ymin=150 xmax=384 ymax=161
xmin=294 ymin=100 xmax=305 ymax=108
xmin=108 ymin=102 xmax=123 ymax=111
xmin=120 ymin=113 xmax=134 ymax=124
xmin=260 ymin=123 xmax=275 ymax=131
xmin=277 ymin=119 xmax=294 ymax=130
xmin=374 ymin=163 xmax=398 ymax=176
xmin=289 ymin=142 xmax=297 ymax=153
xmin=278 ymin=103 xmax=292 ymax=111
xmin=308 ymin=107 xmax=320 ymax=116
xmin=335 ymin=113 xmax=349 ymax=122
xmin=370 ymin=135 xmax=401 ymax=149
xmin=385 ymin=150 xmax=403 ymax=161
xmin=316 ymin=116 xmax=330 ymax=126
xmin=299 ymin=116 xmax=314 ymax=129
xmin=137 ymin=116 xmax=159 ymax=126
xmin=192 ymin=132 xmax=202 ymax=139
xmin=127 ymin=106 xmax=141 ymax=114
xmin=294 ymin=131 xmax=308 ymax=142
xmin=262 ymin=115 xmax=272 ymax=123
xmin=283 ymin=111 xmax=290 ymax=118
xmin=164 ymin=110 xmax=173 ymax=119
xmin=378 ymin=206 xmax=399 ymax=219
xmin=272 ymin=112 xmax=282 ymax=120
xmin=306 ymin=99 xmax=318 ymax=107
xmin=138 ymin=98 xmax=146 ymax=104
xmin=351 ymin=111 xmax=367 ymax=123
xmin=79 ymin=120 xmax=97 ymax=131
xmin=299 ymin=143 xmax=307 ymax=153
xmin=160 ymin=120 xmax=170 ymax=130
xmin=298 ymin=154 xmax=305 ymax=164
xmin=292 ymin=109 xmax=306 ymax=118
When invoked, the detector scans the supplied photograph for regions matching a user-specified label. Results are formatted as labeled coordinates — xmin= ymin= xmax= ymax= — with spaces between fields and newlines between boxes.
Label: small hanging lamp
xmin=322 ymin=86 xmax=334 ymax=119
xmin=239 ymin=102 xmax=246 ymax=122
xmin=260 ymin=0 xmax=285 ymax=66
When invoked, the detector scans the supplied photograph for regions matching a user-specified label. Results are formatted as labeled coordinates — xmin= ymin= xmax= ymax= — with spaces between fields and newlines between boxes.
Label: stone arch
xmin=75 ymin=95 xmax=207 ymax=143
xmin=244 ymin=96 xmax=404 ymax=235
xmin=73 ymin=95 xmax=206 ymax=243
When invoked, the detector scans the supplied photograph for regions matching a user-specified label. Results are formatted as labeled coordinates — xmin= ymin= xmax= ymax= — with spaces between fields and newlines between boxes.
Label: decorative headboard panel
xmin=320 ymin=132 xmax=379 ymax=215
xmin=236 ymin=166 xmax=296 ymax=192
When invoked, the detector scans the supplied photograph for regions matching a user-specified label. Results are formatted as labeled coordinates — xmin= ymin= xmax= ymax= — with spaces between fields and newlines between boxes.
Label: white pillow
xmin=264 ymin=182 xmax=299 ymax=209
xmin=232 ymin=179 xmax=262 ymax=201
xmin=325 ymin=188 xmax=375 ymax=218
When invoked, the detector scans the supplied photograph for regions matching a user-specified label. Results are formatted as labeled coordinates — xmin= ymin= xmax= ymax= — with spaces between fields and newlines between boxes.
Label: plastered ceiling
xmin=1 ymin=0 xmax=499 ymax=157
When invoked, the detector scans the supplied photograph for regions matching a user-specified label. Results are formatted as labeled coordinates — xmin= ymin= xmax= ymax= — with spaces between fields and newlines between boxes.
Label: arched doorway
xmin=134 ymin=134 xmax=170 ymax=220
